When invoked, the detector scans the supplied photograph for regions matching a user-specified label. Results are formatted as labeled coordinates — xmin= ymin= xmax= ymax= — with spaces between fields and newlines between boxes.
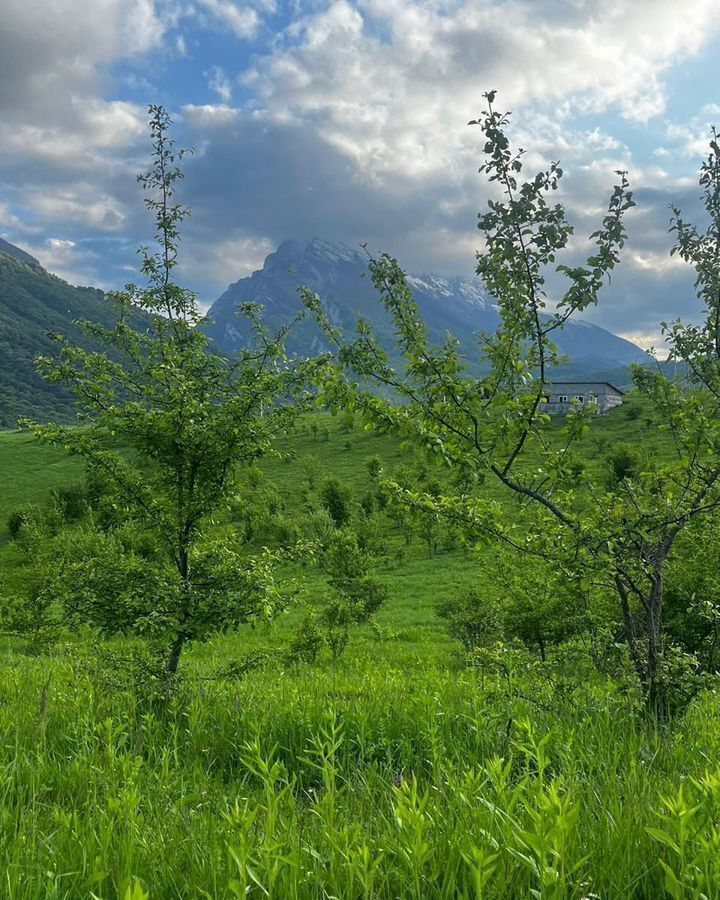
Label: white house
xmin=544 ymin=381 xmax=625 ymax=415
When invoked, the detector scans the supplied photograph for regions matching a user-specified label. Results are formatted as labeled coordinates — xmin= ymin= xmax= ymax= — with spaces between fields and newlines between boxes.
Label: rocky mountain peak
xmin=204 ymin=238 xmax=646 ymax=379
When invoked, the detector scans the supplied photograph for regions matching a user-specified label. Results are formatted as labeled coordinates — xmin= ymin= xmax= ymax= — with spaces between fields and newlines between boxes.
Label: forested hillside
xmin=0 ymin=241 xmax=131 ymax=426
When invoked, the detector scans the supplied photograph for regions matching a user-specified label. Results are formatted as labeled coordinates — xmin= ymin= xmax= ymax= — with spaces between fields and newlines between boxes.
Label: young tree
xmin=304 ymin=93 xmax=720 ymax=714
xmin=319 ymin=530 xmax=388 ymax=661
xmin=436 ymin=545 xmax=590 ymax=660
xmin=320 ymin=476 xmax=353 ymax=527
xmin=26 ymin=106 xmax=326 ymax=693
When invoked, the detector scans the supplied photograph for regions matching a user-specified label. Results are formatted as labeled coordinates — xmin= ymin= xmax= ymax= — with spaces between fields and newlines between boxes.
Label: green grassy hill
xmin=0 ymin=430 xmax=82 ymax=535
xmin=0 ymin=241 xmax=142 ymax=427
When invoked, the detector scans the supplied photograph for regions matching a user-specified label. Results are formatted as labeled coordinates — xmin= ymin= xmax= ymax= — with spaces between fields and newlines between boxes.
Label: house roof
xmin=547 ymin=381 xmax=626 ymax=396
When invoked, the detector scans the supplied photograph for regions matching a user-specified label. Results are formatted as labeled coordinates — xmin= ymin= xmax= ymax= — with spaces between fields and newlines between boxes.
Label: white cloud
xmin=628 ymin=250 xmax=691 ymax=275
xmin=207 ymin=66 xmax=234 ymax=103
xmin=0 ymin=202 xmax=41 ymax=235
xmin=195 ymin=0 xmax=261 ymax=38
xmin=242 ymin=0 xmax=720 ymax=187
xmin=182 ymin=104 xmax=242 ymax=128
xmin=15 ymin=236 xmax=107 ymax=287
xmin=617 ymin=330 xmax=666 ymax=352
xmin=0 ymin=0 xmax=162 ymax=180
xmin=46 ymin=238 xmax=76 ymax=251
xmin=27 ymin=188 xmax=128 ymax=232
xmin=665 ymin=111 xmax=720 ymax=158
xmin=177 ymin=234 xmax=276 ymax=302
xmin=0 ymin=0 xmax=165 ymax=116
xmin=0 ymin=100 xmax=146 ymax=167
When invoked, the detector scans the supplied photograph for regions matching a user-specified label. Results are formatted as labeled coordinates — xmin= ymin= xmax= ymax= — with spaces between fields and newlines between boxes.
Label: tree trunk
xmin=166 ymin=535 xmax=192 ymax=701
xmin=165 ymin=632 xmax=186 ymax=701
xmin=615 ymin=574 xmax=646 ymax=688
xmin=645 ymin=568 xmax=665 ymax=717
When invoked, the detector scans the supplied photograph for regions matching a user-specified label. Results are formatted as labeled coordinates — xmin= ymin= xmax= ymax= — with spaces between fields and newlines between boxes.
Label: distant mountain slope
xmin=0 ymin=240 xmax=127 ymax=427
xmin=205 ymin=239 xmax=647 ymax=375
xmin=0 ymin=237 xmax=41 ymax=269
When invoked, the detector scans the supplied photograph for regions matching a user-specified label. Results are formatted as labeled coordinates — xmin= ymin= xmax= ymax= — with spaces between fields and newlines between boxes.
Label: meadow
xmin=0 ymin=410 xmax=719 ymax=899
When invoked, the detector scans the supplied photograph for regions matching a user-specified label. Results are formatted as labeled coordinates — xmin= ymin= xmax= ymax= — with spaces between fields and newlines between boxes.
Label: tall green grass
xmin=1 ymin=645 xmax=719 ymax=898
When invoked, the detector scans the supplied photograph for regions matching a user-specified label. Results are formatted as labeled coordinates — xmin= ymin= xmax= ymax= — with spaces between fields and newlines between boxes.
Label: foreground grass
xmin=1 ymin=404 xmax=717 ymax=897
xmin=1 ymin=645 xmax=720 ymax=899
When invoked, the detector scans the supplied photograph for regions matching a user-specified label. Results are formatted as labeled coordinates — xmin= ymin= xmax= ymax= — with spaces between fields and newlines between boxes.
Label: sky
xmin=1 ymin=0 xmax=719 ymax=350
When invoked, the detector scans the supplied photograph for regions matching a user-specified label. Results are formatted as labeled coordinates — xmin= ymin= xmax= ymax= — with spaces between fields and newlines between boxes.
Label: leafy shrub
xmin=436 ymin=587 xmax=504 ymax=651
xmin=0 ymin=587 xmax=58 ymax=646
xmin=290 ymin=529 xmax=391 ymax=663
xmin=356 ymin=513 xmax=387 ymax=557
xmin=360 ymin=490 xmax=376 ymax=516
xmin=6 ymin=505 xmax=43 ymax=542
xmin=605 ymin=442 xmax=643 ymax=485
xmin=341 ymin=576 xmax=388 ymax=621
xmin=319 ymin=579 xmax=389 ymax=662
xmin=258 ymin=484 xmax=285 ymax=517
xmin=271 ymin=515 xmax=302 ymax=548
xmin=322 ymin=530 xmax=369 ymax=583
xmin=50 ymin=483 xmax=88 ymax=523
xmin=664 ymin=523 xmax=720 ymax=674
xmin=341 ymin=409 xmax=355 ymax=432
xmin=299 ymin=453 xmax=321 ymax=489
xmin=305 ymin=508 xmax=336 ymax=546
xmin=320 ymin=477 xmax=352 ymax=527
xmin=286 ymin=610 xmax=324 ymax=664
xmin=365 ymin=454 xmax=383 ymax=482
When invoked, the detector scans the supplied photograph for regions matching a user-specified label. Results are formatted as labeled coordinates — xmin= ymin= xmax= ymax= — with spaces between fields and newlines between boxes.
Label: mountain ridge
xmin=205 ymin=238 xmax=647 ymax=379
xmin=0 ymin=234 xmax=648 ymax=429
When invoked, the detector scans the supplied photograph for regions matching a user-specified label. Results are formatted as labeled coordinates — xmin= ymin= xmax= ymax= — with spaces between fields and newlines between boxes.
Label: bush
xmin=356 ymin=513 xmax=387 ymax=557
xmin=320 ymin=477 xmax=352 ymax=528
xmin=605 ymin=442 xmax=643 ymax=485
xmin=360 ymin=490 xmax=376 ymax=516
xmin=436 ymin=587 xmax=504 ymax=651
xmin=271 ymin=515 xmax=302 ymax=548
xmin=50 ymin=483 xmax=88 ymax=523
xmin=299 ymin=453 xmax=321 ymax=489
xmin=365 ymin=454 xmax=383 ymax=482
xmin=6 ymin=505 xmax=42 ymax=541
xmin=258 ymin=484 xmax=285 ymax=517
xmin=286 ymin=610 xmax=324 ymax=664
xmin=320 ymin=578 xmax=389 ymax=662
xmin=305 ymin=508 xmax=336 ymax=546
xmin=322 ymin=530 xmax=370 ymax=582
xmin=342 ymin=576 xmax=389 ymax=620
